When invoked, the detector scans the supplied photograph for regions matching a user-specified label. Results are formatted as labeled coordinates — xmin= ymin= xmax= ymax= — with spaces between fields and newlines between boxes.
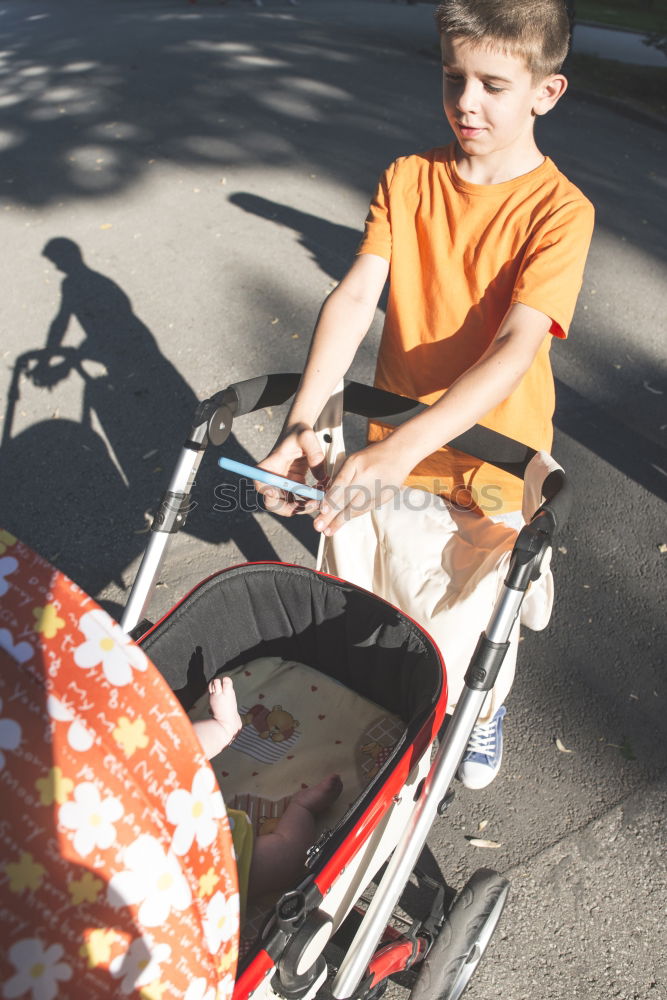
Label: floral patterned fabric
xmin=0 ymin=533 xmax=238 ymax=1000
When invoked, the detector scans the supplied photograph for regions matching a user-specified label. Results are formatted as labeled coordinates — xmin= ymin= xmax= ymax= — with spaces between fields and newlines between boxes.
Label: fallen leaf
xmin=555 ymin=737 xmax=574 ymax=754
xmin=558 ymin=545 xmax=567 ymax=554
xmin=629 ymin=693 xmax=639 ymax=701
xmin=478 ymin=819 xmax=488 ymax=832
xmin=658 ymin=543 xmax=667 ymax=554
xmin=466 ymin=837 xmax=502 ymax=849
xmin=271 ymin=317 xmax=279 ymax=325
xmin=291 ymin=333 xmax=300 ymax=339
xmin=100 ymin=224 xmax=112 ymax=230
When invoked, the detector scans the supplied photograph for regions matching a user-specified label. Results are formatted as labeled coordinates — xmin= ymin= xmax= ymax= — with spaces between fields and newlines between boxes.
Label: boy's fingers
xmin=295 ymin=429 xmax=327 ymax=481
xmin=261 ymin=489 xmax=309 ymax=519
xmin=314 ymin=466 xmax=355 ymax=533
xmin=309 ymin=456 xmax=328 ymax=485
xmin=321 ymin=488 xmax=374 ymax=535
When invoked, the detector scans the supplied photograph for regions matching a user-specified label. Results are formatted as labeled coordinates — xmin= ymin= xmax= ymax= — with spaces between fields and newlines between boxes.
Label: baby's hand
xmin=208 ymin=677 xmax=243 ymax=745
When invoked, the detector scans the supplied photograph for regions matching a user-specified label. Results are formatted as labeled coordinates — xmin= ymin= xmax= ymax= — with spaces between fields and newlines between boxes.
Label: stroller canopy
xmin=0 ymin=533 xmax=238 ymax=1000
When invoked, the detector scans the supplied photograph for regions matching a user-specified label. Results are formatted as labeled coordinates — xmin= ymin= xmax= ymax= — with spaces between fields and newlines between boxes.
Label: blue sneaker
xmin=457 ymin=706 xmax=507 ymax=789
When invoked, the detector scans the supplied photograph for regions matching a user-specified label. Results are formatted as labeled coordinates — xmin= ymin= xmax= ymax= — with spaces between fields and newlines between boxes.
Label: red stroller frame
xmin=122 ymin=375 xmax=571 ymax=1000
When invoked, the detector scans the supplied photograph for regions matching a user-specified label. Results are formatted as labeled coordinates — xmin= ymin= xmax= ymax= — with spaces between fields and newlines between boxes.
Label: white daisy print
xmin=216 ymin=974 xmax=235 ymax=1000
xmin=59 ymin=782 xmax=123 ymax=858
xmin=166 ymin=766 xmax=225 ymax=856
xmin=109 ymin=935 xmax=171 ymax=994
xmin=73 ymin=609 xmax=147 ymax=687
xmin=0 ymin=698 xmax=21 ymax=772
xmin=203 ymin=890 xmax=239 ymax=955
xmin=108 ymin=834 xmax=192 ymax=927
xmin=185 ymin=978 xmax=216 ymax=1000
xmin=46 ymin=695 xmax=95 ymax=752
xmin=2 ymin=938 xmax=72 ymax=1000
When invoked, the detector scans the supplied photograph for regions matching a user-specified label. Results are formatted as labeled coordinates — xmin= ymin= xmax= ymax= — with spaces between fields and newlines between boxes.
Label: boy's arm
xmin=257 ymin=252 xmax=389 ymax=516
xmin=314 ymin=301 xmax=552 ymax=534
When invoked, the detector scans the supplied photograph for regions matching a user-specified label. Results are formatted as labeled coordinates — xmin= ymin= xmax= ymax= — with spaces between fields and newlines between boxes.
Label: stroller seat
xmin=142 ymin=561 xmax=445 ymax=842
xmin=140 ymin=561 xmax=445 ymax=962
xmin=188 ymin=655 xmax=407 ymax=839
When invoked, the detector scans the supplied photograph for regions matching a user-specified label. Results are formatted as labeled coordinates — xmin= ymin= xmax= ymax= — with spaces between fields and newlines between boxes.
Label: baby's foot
xmin=209 ymin=676 xmax=242 ymax=743
xmin=290 ymin=774 xmax=343 ymax=816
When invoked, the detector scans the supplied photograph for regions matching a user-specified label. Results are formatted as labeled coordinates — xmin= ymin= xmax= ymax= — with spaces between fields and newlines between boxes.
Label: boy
xmin=257 ymin=0 xmax=594 ymax=787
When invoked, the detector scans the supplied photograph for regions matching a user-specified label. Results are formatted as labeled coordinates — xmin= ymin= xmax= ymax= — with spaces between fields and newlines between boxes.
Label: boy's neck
xmin=454 ymin=138 xmax=545 ymax=185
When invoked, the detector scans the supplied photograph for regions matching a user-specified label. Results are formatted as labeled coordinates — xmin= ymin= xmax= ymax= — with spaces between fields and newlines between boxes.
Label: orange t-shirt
xmin=358 ymin=143 xmax=594 ymax=514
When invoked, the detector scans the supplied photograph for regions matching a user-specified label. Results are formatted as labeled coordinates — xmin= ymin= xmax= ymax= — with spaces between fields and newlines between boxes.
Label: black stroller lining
xmin=143 ymin=564 xmax=441 ymax=826
xmin=142 ymin=564 xmax=443 ymax=734
xmin=142 ymin=564 xmax=444 ymax=965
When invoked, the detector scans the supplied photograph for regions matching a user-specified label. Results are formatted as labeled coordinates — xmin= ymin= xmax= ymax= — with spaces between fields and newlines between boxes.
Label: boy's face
xmin=441 ymin=35 xmax=563 ymax=160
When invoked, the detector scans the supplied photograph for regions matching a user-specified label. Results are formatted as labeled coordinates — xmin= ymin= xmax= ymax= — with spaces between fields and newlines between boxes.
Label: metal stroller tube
xmin=332 ymin=578 xmax=527 ymax=999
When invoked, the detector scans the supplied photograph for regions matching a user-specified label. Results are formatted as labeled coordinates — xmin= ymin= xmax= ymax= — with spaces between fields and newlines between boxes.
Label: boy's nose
xmin=456 ymin=83 xmax=479 ymax=115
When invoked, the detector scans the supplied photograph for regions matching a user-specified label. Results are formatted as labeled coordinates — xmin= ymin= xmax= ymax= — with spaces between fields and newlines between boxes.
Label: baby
xmin=193 ymin=676 xmax=342 ymax=899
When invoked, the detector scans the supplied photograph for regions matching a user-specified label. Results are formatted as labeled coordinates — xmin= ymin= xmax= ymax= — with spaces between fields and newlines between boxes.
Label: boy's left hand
xmin=313 ymin=440 xmax=410 ymax=536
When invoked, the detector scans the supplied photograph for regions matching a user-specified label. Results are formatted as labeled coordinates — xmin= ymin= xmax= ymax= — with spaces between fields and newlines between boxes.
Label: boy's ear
xmin=533 ymin=73 xmax=568 ymax=116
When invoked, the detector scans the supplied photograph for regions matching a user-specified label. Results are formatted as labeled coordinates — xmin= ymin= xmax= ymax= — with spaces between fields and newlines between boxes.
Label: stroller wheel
xmin=410 ymin=868 xmax=509 ymax=1000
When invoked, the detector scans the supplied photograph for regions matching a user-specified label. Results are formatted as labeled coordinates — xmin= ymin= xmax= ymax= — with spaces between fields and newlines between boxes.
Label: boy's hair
xmin=435 ymin=0 xmax=571 ymax=80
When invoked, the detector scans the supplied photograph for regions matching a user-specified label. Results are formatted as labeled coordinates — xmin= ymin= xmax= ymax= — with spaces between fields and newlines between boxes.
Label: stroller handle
xmin=225 ymin=372 xmax=571 ymax=533
xmin=122 ymin=373 xmax=570 ymax=632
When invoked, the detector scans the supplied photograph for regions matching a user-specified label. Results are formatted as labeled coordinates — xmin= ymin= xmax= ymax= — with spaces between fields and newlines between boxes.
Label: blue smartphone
xmin=217 ymin=456 xmax=325 ymax=502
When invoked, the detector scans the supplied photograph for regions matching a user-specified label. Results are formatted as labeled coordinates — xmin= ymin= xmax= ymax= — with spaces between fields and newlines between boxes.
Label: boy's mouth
xmin=457 ymin=122 xmax=485 ymax=138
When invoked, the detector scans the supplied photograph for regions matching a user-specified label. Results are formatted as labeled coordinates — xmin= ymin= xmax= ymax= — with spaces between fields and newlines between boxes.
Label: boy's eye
xmin=484 ymin=82 xmax=504 ymax=94
xmin=443 ymin=72 xmax=463 ymax=83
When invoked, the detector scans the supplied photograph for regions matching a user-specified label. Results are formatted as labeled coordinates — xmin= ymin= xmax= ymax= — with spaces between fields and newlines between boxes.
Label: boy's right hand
xmin=256 ymin=423 xmax=328 ymax=517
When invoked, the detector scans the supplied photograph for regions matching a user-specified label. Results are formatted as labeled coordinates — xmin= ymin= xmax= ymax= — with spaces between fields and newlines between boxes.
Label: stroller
xmin=121 ymin=374 xmax=570 ymax=1000
xmin=0 ymin=375 xmax=568 ymax=1000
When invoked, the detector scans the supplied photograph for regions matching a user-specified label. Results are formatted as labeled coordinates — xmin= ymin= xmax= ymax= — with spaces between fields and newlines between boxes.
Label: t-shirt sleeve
xmin=356 ymin=161 xmax=397 ymax=261
xmin=511 ymin=196 xmax=595 ymax=338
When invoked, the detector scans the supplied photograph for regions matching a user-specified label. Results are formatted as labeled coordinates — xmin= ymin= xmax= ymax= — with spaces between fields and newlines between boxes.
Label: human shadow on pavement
xmin=0 ymin=238 xmax=316 ymax=605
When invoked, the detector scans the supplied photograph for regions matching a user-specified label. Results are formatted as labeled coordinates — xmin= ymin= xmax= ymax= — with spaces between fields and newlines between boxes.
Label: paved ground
xmin=573 ymin=22 xmax=667 ymax=67
xmin=0 ymin=1 xmax=665 ymax=997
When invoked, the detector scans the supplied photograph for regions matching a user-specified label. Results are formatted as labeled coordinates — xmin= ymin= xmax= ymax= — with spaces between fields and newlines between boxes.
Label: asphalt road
xmin=0 ymin=1 xmax=665 ymax=997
